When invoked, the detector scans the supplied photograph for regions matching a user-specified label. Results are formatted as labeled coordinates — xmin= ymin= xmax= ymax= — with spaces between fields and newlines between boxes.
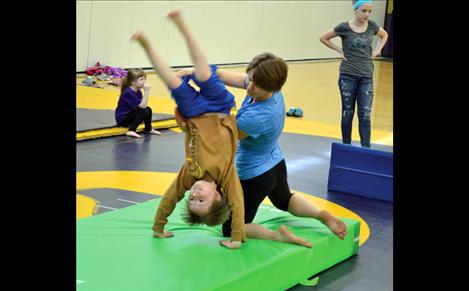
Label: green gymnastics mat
xmin=77 ymin=194 xmax=360 ymax=290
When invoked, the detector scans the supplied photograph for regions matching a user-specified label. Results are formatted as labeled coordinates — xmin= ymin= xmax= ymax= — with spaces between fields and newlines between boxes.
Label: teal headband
xmin=353 ymin=0 xmax=372 ymax=10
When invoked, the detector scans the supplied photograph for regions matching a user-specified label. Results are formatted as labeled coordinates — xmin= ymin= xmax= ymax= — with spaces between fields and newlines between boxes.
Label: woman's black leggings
xmin=118 ymin=106 xmax=153 ymax=132
xmin=222 ymin=159 xmax=293 ymax=237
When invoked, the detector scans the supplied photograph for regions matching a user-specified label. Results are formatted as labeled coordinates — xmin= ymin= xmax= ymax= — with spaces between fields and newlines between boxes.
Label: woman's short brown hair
xmin=182 ymin=186 xmax=231 ymax=226
xmin=246 ymin=52 xmax=288 ymax=92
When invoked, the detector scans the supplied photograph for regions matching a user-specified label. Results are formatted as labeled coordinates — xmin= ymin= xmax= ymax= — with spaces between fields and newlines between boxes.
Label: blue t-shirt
xmin=235 ymin=91 xmax=285 ymax=180
xmin=171 ymin=64 xmax=235 ymax=118
xmin=115 ymin=87 xmax=142 ymax=124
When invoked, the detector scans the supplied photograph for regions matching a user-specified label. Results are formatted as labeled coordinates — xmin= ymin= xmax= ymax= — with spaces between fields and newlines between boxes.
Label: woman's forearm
xmin=374 ymin=28 xmax=388 ymax=55
xmin=216 ymin=69 xmax=247 ymax=89
xmin=374 ymin=32 xmax=389 ymax=55
xmin=322 ymin=39 xmax=341 ymax=52
xmin=320 ymin=39 xmax=343 ymax=55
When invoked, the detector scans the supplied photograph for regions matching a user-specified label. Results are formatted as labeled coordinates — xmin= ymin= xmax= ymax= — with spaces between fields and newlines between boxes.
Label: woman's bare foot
xmin=319 ymin=210 xmax=347 ymax=240
xmin=147 ymin=129 xmax=161 ymax=135
xmin=273 ymin=225 xmax=312 ymax=248
xmin=130 ymin=30 xmax=143 ymax=41
xmin=130 ymin=30 xmax=149 ymax=47
xmin=126 ymin=131 xmax=141 ymax=138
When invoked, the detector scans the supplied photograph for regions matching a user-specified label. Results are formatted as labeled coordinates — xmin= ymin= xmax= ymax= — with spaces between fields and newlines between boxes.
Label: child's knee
xmin=194 ymin=70 xmax=212 ymax=83
xmin=194 ymin=65 xmax=217 ymax=86
xmin=145 ymin=107 xmax=153 ymax=115
xmin=168 ymin=78 xmax=183 ymax=90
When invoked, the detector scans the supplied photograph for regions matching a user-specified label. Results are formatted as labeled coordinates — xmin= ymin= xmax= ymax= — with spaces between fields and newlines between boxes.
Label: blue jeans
xmin=338 ymin=73 xmax=374 ymax=148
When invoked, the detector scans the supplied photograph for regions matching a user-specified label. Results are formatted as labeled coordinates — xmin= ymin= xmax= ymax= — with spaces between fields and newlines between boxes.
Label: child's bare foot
xmin=130 ymin=30 xmax=149 ymax=47
xmin=273 ymin=225 xmax=312 ymax=248
xmin=167 ymin=10 xmax=182 ymax=21
xmin=147 ymin=129 xmax=161 ymax=135
xmin=126 ymin=131 xmax=141 ymax=138
xmin=319 ymin=210 xmax=347 ymax=240
xmin=167 ymin=10 xmax=185 ymax=29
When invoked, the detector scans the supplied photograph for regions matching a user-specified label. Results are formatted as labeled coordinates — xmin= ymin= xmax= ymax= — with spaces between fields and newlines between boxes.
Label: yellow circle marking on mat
xmin=76 ymin=193 xmax=98 ymax=219
xmin=77 ymin=171 xmax=370 ymax=245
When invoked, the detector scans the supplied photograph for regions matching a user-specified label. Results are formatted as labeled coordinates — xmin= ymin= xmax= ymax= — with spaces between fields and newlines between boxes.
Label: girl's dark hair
xmin=120 ymin=68 xmax=146 ymax=93
xmin=182 ymin=185 xmax=231 ymax=226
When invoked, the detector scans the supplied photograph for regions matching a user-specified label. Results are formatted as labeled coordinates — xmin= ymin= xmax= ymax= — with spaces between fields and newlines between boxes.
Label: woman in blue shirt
xmin=181 ymin=53 xmax=349 ymax=248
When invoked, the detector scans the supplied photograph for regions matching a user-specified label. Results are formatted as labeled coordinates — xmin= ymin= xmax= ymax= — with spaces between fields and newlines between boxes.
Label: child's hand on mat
xmin=143 ymin=83 xmax=151 ymax=92
xmin=176 ymin=68 xmax=194 ymax=78
xmin=131 ymin=30 xmax=149 ymax=47
xmin=153 ymin=231 xmax=174 ymax=238
xmin=219 ymin=240 xmax=241 ymax=249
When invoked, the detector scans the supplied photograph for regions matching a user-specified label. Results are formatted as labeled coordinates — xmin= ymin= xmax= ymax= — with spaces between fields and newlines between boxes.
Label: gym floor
xmin=77 ymin=59 xmax=393 ymax=290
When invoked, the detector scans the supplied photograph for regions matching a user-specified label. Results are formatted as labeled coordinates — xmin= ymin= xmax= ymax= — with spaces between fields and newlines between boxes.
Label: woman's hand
xmin=371 ymin=50 xmax=381 ymax=59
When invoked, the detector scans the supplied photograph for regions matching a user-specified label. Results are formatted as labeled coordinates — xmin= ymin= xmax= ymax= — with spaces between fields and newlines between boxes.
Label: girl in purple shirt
xmin=115 ymin=68 xmax=161 ymax=138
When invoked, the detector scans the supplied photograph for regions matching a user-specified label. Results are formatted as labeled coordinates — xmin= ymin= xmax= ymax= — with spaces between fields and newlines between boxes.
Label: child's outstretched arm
xmin=131 ymin=31 xmax=182 ymax=90
xmin=220 ymin=166 xmax=246 ymax=249
xmin=153 ymin=164 xmax=194 ymax=237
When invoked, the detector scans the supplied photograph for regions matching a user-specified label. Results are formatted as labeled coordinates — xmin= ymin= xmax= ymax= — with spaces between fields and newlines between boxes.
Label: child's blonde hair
xmin=182 ymin=186 xmax=231 ymax=226
xmin=121 ymin=68 xmax=146 ymax=93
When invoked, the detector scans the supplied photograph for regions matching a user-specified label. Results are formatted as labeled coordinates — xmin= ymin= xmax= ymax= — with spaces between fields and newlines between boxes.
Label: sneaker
xmin=96 ymin=73 xmax=111 ymax=81
xmin=286 ymin=107 xmax=296 ymax=116
xmin=293 ymin=108 xmax=303 ymax=117
xmin=82 ymin=76 xmax=95 ymax=86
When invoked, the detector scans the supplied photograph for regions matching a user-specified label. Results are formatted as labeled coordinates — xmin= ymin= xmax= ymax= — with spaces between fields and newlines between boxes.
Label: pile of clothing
xmin=80 ymin=76 xmax=104 ymax=88
xmin=85 ymin=62 xmax=128 ymax=86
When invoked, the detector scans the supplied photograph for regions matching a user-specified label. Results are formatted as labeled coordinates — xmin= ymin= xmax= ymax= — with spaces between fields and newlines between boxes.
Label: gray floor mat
xmin=77 ymin=109 xmax=174 ymax=131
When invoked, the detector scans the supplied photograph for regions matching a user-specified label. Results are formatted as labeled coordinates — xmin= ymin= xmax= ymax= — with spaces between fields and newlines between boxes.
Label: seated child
xmin=115 ymin=68 xmax=161 ymax=138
